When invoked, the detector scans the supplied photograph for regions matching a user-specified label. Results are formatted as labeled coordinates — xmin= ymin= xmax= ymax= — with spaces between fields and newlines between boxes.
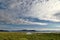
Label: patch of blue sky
xmin=0 ymin=2 xmax=8 ymax=9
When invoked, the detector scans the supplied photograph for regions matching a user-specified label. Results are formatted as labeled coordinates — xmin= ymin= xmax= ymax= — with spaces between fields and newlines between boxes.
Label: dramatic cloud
xmin=0 ymin=0 xmax=49 ymax=25
xmin=0 ymin=0 xmax=60 ymax=27
xmin=27 ymin=0 xmax=60 ymax=22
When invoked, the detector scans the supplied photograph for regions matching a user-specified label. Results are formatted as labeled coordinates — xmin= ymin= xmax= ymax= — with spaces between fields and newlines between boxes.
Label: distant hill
xmin=11 ymin=29 xmax=37 ymax=32
xmin=0 ymin=30 xmax=60 ymax=33
xmin=0 ymin=30 xmax=9 ymax=32
xmin=0 ymin=29 xmax=37 ymax=32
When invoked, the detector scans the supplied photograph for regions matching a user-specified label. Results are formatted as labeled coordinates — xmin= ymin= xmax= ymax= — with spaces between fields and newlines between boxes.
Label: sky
xmin=0 ymin=0 xmax=60 ymax=31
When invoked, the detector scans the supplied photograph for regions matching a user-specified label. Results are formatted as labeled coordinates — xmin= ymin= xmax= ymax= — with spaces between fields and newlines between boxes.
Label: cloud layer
xmin=28 ymin=0 xmax=60 ymax=22
xmin=0 ymin=0 xmax=60 ymax=26
xmin=0 ymin=0 xmax=48 ymax=25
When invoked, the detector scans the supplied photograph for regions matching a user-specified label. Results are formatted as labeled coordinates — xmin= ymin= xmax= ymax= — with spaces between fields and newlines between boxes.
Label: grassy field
xmin=0 ymin=32 xmax=59 ymax=40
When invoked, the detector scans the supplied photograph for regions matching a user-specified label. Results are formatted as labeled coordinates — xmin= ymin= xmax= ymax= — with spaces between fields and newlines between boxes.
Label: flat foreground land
xmin=0 ymin=32 xmax=59 ymax=40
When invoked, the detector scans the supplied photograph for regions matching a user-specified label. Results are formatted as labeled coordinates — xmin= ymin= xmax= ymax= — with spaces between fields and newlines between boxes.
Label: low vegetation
xmin=0 ymin=32 xmax=59 ymax=40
